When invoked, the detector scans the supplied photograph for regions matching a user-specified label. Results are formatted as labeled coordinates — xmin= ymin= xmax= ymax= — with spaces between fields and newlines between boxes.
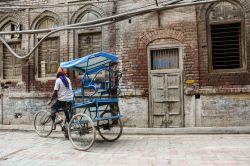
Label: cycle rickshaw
xmin=34 ymin=52 xmax=123 ymax=151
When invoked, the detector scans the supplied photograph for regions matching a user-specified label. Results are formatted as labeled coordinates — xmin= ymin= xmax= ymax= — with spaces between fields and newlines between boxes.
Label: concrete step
xmin=1 ymin=124 xmax=250 ymax=135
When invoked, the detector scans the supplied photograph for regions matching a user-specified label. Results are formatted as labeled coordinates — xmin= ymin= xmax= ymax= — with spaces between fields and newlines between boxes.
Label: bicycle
xmin=34 ymin=102 xmax=73 ymax=138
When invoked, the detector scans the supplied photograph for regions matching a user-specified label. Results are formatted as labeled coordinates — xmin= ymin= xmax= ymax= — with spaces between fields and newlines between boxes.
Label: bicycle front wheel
xmin=34 ymin=110 xmax=53 ymax=137
xmin=68 ymin=113 xmax=96 ymax=151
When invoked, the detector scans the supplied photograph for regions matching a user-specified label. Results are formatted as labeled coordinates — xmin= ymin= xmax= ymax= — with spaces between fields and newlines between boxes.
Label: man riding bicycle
xmin=47 ymin=67 xmax=74 ymax=127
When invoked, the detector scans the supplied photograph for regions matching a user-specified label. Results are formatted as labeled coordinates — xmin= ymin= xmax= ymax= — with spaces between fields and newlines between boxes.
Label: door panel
xmin=168 ymin=102 xmax=181 ymax=115
xmin=151 ymin=74 xmax=165 ymax=102
xmin=152 ymin=102 xmax=167 ymax=115
xmin=166 ymin=74 xmax=180 ymax=101
xmin=168 ymin=115 xmax=182 ymax=128
xmin=153 ymin=116 xmax=164 ymax=128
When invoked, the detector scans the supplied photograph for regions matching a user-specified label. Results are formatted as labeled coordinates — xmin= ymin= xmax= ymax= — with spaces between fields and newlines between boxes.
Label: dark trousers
xmin=51 ymin=100 xmax=71 ymax=123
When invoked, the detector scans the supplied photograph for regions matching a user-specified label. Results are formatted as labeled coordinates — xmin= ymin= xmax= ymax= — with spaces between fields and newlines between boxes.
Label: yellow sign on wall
xmin=185 ymin=80 xmax=195 ymax=84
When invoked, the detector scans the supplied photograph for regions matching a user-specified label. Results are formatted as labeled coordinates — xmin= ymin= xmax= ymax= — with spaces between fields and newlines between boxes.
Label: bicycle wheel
xmin=68 ymin=113 xmax=95 ymax=151
xmin=34 ymin=110 xmax=53 ymax=137
xmin=97 ymin=110 xmax=123 ymax=142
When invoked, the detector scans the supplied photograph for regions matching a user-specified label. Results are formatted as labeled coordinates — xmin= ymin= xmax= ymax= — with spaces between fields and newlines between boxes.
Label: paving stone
xmin=1 ymin=131 xmax=250 ymax=165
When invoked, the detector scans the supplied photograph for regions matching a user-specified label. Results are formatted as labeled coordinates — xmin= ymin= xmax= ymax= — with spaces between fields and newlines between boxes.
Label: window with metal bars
xmin=150 ymin=48 xmax=179 ymax=70
xmin=211 ymin=23 xmax=241 ymax=70
xmin=208 ymin=1 xmax=244 ymax=71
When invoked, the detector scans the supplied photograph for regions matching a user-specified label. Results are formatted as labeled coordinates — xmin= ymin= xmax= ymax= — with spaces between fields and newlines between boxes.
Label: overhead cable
xmin=0 ymin=0 xmax=219 ymax=35
xmin=0 ymin=0 xmax=220 ymax=59
xmin=0 ymin=21 xmax=113 ymax=59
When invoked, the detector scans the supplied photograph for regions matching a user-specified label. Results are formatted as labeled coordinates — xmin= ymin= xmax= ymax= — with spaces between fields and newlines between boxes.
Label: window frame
xmin=36 ymin=36 xmax=60 ymax=80
xmin=207 ymin=1 xmax=246 ymax=73
xmin=0 ymin=21 xmax=22 ymax=82
xmin=34 ymin=17 xmax=60 ymax=81
xmin=150 ymin=47 xmax=180 ymax=71
xmin=74 ymin=30 xmax=103 ymax=79
xmin=148 ymin=45 xmax=182 ymax=74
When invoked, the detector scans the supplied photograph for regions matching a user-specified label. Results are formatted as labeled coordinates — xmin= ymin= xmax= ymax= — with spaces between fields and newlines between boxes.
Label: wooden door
xmin=149 ymin=48 xmax=183 ymax=128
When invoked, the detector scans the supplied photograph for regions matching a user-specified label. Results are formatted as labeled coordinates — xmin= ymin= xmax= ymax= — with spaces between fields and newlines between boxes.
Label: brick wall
xmin=197 ymin=0 xmax=250 ymax=88
xmin=1 ymin=0 xmax=250 ymax=127
xmin=116 ymin=4 xmax=199 ymax=93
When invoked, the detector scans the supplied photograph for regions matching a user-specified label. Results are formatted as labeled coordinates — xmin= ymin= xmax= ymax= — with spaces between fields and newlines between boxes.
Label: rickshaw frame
xmin=34 ymin=52 xmax=123 ymax=151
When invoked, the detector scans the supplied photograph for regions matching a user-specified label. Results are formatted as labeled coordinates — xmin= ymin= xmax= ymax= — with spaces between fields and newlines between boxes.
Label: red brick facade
xmin=197 ymin=0 xmax=250 ymax=88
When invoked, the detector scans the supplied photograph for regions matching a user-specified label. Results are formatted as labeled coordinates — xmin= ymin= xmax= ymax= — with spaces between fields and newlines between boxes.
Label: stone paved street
xmin=0 ymin=131 xmax=250 ymax=166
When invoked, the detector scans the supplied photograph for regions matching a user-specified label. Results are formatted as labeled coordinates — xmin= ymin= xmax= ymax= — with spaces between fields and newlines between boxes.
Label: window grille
xmin=211 ymin=23 xmax=241 ymax=69
xmin=208 ymin=1 xmax=244 ymax=71
xmin=150 ymin=48 xmax=179 ymax=70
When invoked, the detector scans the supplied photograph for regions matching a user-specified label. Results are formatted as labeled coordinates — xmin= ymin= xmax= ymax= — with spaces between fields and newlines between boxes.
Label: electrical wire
xmin=0 ymin=0 xmax=116 ymax=10
xmin=0 ymin=21 xmax=113 ymax=59
xmin=0 ymin=0 xmax=220 ymax=59
xmin=0 ymin=0 xmax=208 ymax=35
xmin=0 ymin=0 xmax=186 ymax=17
xmin=0 ymin=0 xmax=180 ymax=12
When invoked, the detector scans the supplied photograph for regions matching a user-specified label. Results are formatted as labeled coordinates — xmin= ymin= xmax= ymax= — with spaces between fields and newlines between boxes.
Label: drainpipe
xmin=1 ymin=90 xmax=3 ymax=125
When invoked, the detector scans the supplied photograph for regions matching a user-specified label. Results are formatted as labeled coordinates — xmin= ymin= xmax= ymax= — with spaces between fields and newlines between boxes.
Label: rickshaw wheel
xmin=34 ymin=110 xmax=53 ymax=137
xmin=68 ymin=113 xmax=96 ymax=151
xmin=97 ymin=110 xmax=123 ymax=142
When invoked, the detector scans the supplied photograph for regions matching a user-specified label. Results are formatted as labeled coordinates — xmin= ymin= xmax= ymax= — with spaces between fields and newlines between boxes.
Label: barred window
xmin=208 ymin=1 xmax=244 ymax=71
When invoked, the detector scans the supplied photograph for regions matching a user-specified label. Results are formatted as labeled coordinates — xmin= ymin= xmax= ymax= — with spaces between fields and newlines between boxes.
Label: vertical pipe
xmin=67 ymin=0 xmax=70 ymax=61
xmin=195 ymin=5 xmax=201 ymax=89
xmin=1 ymin=89 xmax=3 ymax=124
xmin=157 ymin=11 xmax=161 ymax=27
xmin=155 ymin=0 xmax=158 ymax=6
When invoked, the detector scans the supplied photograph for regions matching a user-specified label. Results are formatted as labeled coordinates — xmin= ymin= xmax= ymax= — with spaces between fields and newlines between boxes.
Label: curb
xmin=1 ymin=125 xmax=250 ymax=135
xmin=123 ymin=127 xmax=250 ymax=135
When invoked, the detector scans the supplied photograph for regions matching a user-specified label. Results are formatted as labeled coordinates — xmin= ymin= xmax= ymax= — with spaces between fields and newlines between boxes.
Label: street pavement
xmin=0 ymin=131 xmax=250 ymax=166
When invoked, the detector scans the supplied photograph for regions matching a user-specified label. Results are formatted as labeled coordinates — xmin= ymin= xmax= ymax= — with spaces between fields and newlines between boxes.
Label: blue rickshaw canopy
xmin=60 ymin=51 xmax=119 ymax=74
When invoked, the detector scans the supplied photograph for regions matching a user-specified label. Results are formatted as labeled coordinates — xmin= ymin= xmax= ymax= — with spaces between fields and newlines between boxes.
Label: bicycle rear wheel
xmin=68 ymin=113 xmax=96 ymax=151
xmin=34 ymin=110 xmax=53 ymax=137
xmin=97 ymin=110 xmax=123 ymax=142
